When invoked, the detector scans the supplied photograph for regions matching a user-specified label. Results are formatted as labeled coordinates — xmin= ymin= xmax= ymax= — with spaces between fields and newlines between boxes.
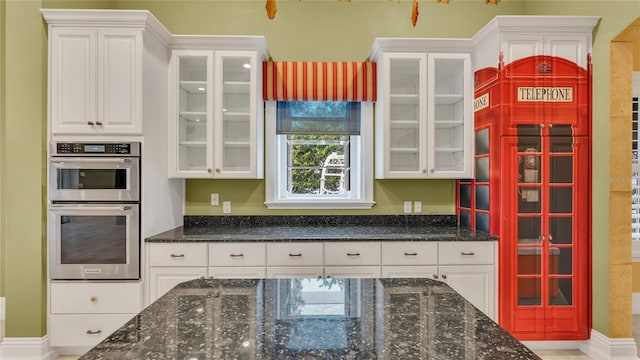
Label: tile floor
xmin=3 ymin=319 xmax=640 ymax=359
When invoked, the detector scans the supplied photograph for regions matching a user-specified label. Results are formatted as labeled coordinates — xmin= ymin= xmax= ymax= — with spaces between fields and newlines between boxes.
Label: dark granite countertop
xmin=146 ymin=215 xmax=498 ymax=243
xmin=79 ymin=277 xmax=539 ymax=360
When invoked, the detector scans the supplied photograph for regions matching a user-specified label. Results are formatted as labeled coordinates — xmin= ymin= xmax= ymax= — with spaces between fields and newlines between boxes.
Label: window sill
xmin=265 ymin=200 xmax=375 ymax=210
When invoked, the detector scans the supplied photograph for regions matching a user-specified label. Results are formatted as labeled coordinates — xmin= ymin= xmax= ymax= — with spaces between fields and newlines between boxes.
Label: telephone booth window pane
xmin=476 ymin=213 xmax=489 ymax=233
xmin=475 ymin=157 xmax=489 ymax=182
xmin=459 ymin=184 xmax=471 ymax=208
xmin=518 ymin=278 xmax=541 ymax=306
xmin=549 ymin=187 xmax=573 ymax=214
xmin=550 ymin=137 xmax=574 ymax=153
xmin=518 ymin=217 xmax=541 ymax=244
xmin=475 ymin=185 xmax=489 ymax=211
xmin=518 ymin=138 xmax=541 ymax=153
xmin=517 ymin=125 xmax=541 ymax=138
xmin=459 ymin=210 xmax=471 ymax=227
xmin=518 ymin=187 xmax=541 ymax=213
xmin=518 ymin=154 xmax=541 ymax=183
xmin=549 ymin=278 xmax=572 ymax=306
xmin=475 ymin=128 xmax=489 ymax=155
xmin=549 ymin=217 xmax=573 ymax=245
xmin=550 ymin=247 xmax=572 ymax=275
xmin=549 ymin=124 xmax=573 ymax=137
xmin=518 ymin=247 xmax=541 ymax=275
xmin=550 ymin=156 xmax=573 ymax=183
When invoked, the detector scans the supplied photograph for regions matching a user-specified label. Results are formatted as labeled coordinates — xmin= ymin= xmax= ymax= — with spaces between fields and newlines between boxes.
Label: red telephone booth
xmin=458 ymin=55 xmax=591 ymax=340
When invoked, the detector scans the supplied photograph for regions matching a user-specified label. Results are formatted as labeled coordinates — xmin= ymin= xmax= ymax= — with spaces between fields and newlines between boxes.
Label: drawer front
xmin=266 ymin=243 xmax=324 ymax=266
xmin=51 ymin=282 xmax=141 ymax=314
xmin=325 ymin=266 xmax=381 ymax=278
xmin=438 ymin=242 xmax=495 ymax=265
xmin=381 ymin=242 xmax=438 ymax=266
xmin=324 ymin=242 xmax=381 ymax=266
xmin=49 ymin=314 xmax=135 ymax=347
xmin=149 ymin=243 xmax=208 ymax=267
xmin=381 ymin=265 xmax=439 ymax=278
xmin=209 ymin=243 xmax=266 ymax=267
xmin=266 ymin=266 xmax=324 ymax=279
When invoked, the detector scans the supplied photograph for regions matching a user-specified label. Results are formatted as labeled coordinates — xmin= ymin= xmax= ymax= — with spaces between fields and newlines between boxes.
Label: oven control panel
xmin=53 ymin=142 xmax=140 ymax=156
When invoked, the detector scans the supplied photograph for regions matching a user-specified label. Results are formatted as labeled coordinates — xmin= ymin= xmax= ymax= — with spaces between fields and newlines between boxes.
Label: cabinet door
xmin=376 ymin=53 xmax=427 ymax=178
xmin=500 ymin=33 xmax=544 ymax=65
xmin=324 ymin=266 xmax=381 ymax=278
xmin=427 ymin=53 xmax=473 ymax=178
xmin=214 ymin=51 xmax=261 ymax=178
xmin=97 ymin=28 xmax=143 ymax=134
xmin=148 ymin=267 xmax=207 ymax=303
xmin=169 ymin=50 xmax=214 ymax=178
xmin=50 ymin=27 xmax=97 ymax=134
xmin=439 ymin=265 xmax=495 ymax=320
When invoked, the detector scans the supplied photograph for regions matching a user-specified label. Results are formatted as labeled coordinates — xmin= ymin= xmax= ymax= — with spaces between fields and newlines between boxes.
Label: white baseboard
xmin=522 ymin=329 xmax=638 ymax=360
xmin=580 ymin=329 xmax=639 ymax=360
xmin=0 ymin=336 xmax=56 ymax=360
xmin=0 ymin=297 xmax=5 ymax=320
xmin=634 ymin=293 xmax=640 ymax=315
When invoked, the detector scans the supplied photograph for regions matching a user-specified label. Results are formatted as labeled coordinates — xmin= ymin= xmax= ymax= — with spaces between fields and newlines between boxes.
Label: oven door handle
xmin=49 ymin=158 xmax=131 ymax=164
xmin=49 ymin=205 xmax=134 ymax=212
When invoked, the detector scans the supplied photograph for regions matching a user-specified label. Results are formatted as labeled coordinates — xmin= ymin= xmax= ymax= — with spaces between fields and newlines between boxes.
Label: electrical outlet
xmin=211 ymin=193 xmax=219 ymax=206
xmin=414 ymin=201 xmax=422 ymax=213
xmin=403 ymin=201 xmax=412 ymax=214
xmin=223 ymin=201 xmax=231 ymax=214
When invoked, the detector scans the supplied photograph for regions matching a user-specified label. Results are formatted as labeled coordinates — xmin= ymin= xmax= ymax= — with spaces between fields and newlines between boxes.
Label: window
xmin=265 ymin=101 xmax=374 ymax=209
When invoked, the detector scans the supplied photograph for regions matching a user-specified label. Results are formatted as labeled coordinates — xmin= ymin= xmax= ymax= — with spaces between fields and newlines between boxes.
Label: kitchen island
xmin=79 ymin=277 xmax=539 ymax=360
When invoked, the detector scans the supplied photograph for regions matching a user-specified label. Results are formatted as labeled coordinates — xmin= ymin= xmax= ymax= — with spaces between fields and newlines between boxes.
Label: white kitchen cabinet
xmin=49 ymin=281 xmax=141 ymax=348
xmin=169 ymin=48 xmax=265 ymax=178
xmin=437 ymin=265 xmax=495 ymax=320
xmin=148 ymin=243 xmax=209 ymax=302
xmin=266 ymin=242 xmax=324 ymax=278
xmin=371 ymin=45 xmax=473 ymax=179
xmin=381 ymin=241 xmax=438 ymax=278
xmin=48 ymin=27 xmax=143 ymax=135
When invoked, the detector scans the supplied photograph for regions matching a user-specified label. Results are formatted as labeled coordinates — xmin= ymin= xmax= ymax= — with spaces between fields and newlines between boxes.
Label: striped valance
xmin=263 ymin=61 xmax=377 ymax=102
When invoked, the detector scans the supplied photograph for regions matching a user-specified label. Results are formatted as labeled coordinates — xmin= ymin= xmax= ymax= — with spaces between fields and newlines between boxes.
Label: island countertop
xmin=146 ymin=215 xmax=497 ymax=243
xmin=79 ymin=277 xmax=539 ymax=360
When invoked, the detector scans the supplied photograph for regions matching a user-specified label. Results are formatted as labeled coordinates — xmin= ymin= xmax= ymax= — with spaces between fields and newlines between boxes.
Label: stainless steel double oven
xmin=48 ymin=142 xmax=141 ymax=280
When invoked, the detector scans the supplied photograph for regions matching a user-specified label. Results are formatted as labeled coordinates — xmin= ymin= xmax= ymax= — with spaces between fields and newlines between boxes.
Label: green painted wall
xmin=2 ymin=0 xmax=639 ymax=340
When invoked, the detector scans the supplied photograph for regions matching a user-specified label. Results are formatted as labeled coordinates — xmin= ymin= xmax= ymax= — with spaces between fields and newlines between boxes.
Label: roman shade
xmin=263 ymin=61 xmax=376 ymax=101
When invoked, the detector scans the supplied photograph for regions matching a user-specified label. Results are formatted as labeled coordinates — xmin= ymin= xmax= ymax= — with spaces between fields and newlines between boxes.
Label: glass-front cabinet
xmin=372 ymin=45 xmax=472 ymax=179
xmin=169 ymin=48 xmax=264 ymax=178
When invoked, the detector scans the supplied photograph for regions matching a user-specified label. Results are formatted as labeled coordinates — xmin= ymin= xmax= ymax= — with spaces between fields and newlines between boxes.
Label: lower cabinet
xmin=49 ymin=282 xmax=141 ymax=349
xmin=146 ymin=240 xmax=497 ymax=320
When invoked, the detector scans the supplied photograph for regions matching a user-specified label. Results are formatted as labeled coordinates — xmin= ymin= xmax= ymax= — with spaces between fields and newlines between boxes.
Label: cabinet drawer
xmin=149 ymin=243 xmax=208 ymax=267
xmin=324 ymin=242 xmax=381 ymax=266
xmin=49 ymin=314 xmax=135 ymax=347
xmin=266 ymin=243 xmax=323 ymax=266
xmin=438 ymin=242 xmax=494 ymax=265
xmin=209 ymin=266 xmax=266 ymax=279
xmin=51 ymin=282 xmax=141 ymax=314
xmin=381 ymin=265 xmax=438 ymax=278
xmin=209 ymin=243 xmax=266 ymax=266
xmin=381 ymin=242 xmax=438 ymax=265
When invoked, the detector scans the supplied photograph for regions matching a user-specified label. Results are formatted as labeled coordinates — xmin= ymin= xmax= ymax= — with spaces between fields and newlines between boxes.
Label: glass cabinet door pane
xmin=221 ymin=56 xmax=252 ymax=172
xmin=549 ymin=278 xmax=573 ymax=306
xmin=432 ymin=58 xmax=466 ymax=173
xmin=178 ymin=56 xmax=208 ymax=172
xmin=389 ymin=58 xmax=422 ymax=172
xmin=518 ymin=278 xmax=541 ymax=306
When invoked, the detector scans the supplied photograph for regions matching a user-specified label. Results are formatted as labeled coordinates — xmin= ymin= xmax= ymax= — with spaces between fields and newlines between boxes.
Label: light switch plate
xmin=403 ymin=201 xmax=412 ymax=214
xmin=414 ymin=201 xmax=422 ymax=213
xmin=223 ymin=201 xmax=231 ymax=214
xmin=211 ymin=193 xmax=219 ymax=206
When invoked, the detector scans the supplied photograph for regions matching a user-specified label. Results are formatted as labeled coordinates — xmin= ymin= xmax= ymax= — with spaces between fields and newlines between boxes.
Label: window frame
xmin=265 ymin=101 xmax=374 ymax=209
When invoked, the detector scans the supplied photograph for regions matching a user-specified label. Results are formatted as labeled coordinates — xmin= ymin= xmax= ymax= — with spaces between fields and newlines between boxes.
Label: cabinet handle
xmin=170 ymin=254 xmax=185 ymax=258
xmin=326 ymin=275 xmax=332 ymax=279
xmin=539 ymin=123 xmax=545 ymax=128
xmin=90 ymin=296 xmax=97 ymax=302
xmin=215 ymin=168 xmax=221 ymax=173
xmin=288 ymin=253 xmax=302 ymax=257
xmin=441 ymin=274 xmax=447 ymax=280
xmin=433 ymin=274 xmax=438 ymax=279
xmin=404 ymin=252 xmax=418 ymax=256
xmin=430 ymin=168 xmax=435 ymax=173
xmin=460 ymin=252 xmax=475 ymax=256
xmin=229 ymin=253 xmax=244 ymax=258
xmin=346 ymin=252 xmax=360 ymax=257
xmin=207 ymin=168 xmax=212 ymax=173
xmin=422 ymin=169 xmax=427 ymax=173
xmin=95 ymin=121 xmax=103 ymax=126
xmin=549 ymin=124 xmax=553 ymax=128
xmin=87 ymin=121 xmax=95 ymax=126
xmin=86 ymin=330 xmax=102 ymax=335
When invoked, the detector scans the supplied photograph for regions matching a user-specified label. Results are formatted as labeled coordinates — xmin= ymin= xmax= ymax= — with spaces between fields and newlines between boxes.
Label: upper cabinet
xmin=49 ymin=27 xmax=142 ymax=135
xmin=370 ymin=39 xmax=473 ymax=179
xmin=168 ymin=39 xmax=267 ymax=178
xmin=42 ymin=10 xmax=171 ymax=136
